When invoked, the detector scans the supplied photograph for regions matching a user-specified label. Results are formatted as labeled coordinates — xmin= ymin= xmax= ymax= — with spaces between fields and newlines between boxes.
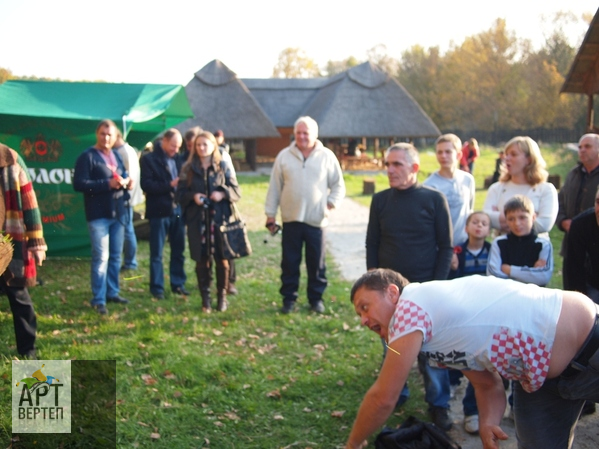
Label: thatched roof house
xmin=176 ymin=60 xmax=279 ymax=139
xmin=182 ymin=59 xmax=440 ymax=162
xmin=243 ymin=61 xmax=440 ymax=157
xmin=561 ymin=7 xmax=599 ymax=131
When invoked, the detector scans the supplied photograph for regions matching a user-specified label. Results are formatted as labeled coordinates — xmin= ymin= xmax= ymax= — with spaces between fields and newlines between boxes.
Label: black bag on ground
xmin=218 ymin=202 xmax=252 ymax=259
xmin=374 ymin=416 xmax=461 ymax=449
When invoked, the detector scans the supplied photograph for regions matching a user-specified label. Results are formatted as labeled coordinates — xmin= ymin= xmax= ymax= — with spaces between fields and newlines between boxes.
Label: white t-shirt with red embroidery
xmin=388 ymin=275 xmax=562 ymax=392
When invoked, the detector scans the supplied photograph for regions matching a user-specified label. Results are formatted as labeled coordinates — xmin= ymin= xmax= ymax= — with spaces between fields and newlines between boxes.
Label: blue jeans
xmin=122 ymin=206 xmax=138 ymax=269
xmin=418 ymin=353 xmax=451 ymax=409
xmin=513 ymin=321 xmax=599 ymax=448
xmin=280 ymin=222 xmax=326 ymax=306
xmin=149 ymin=206 xmax=186 ymax=295
xmin=88 ymin=217 xmax=124 ymax=305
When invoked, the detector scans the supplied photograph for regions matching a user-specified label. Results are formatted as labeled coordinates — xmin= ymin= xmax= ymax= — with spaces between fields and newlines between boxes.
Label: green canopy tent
xmin=0 ymin=80 xmax=193 ymax=257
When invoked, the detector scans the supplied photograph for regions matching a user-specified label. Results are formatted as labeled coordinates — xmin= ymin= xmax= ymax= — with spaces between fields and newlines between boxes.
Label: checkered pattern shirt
xmin=387 ymin=276 xmax=561 ymax=392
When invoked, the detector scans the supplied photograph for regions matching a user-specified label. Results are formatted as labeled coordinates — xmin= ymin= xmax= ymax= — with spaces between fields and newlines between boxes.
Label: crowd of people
xmin=3 ymin=114 xmax=599 ymax=449
xmin=347 ymin=132 xmax=599 ymax=449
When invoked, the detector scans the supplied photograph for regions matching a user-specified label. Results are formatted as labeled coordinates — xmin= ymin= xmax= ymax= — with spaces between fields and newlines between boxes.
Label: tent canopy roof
xmin=0 ymin=80 xmax=193 ymax=147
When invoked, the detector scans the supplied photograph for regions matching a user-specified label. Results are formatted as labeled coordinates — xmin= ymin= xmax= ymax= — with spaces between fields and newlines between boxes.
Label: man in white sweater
xmin=265 ymin=116 xmax=345 ymax=314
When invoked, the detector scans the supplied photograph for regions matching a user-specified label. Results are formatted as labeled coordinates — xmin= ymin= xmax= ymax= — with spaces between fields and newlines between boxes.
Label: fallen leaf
xmin=137 ymin=421 xmax=149 ymax=427
xmin=266 ymin=389 xmax=281 ymax=399
xmin=242 ymin=384 xmax=251 ymax=389
xmin=303 ymin=407 xmax=312 ymax=413
xmin=343 ymin=322 xmax=350 ymax=331
xmin=212 ymin=329 xmax=223 ymax=336
xmin=52 ymin=329 xmax=61 ymax=335
xmin=173 ymin=391 xmax=182 ymax=398
xmin=141 ymin=374 xmax=157 ymax=386
xmin=337 ymin=380 xmax=344 ymax=386
xmin=213 ymin=421 xmax=224 ymax=427
xmin=163 ymin=402 xmax=172 ymax=408
xmin=223 ymin=411 xmax=240 ymax=420
xmin=150 ymin=432 xmax=160 ymax=439
xmin=331 ymin=410 xmax=346 ymax=418
xmin=273 ymin=414 xmax=284 ymax=420
xmin=126 ymin=323 xmax=136 ymax=329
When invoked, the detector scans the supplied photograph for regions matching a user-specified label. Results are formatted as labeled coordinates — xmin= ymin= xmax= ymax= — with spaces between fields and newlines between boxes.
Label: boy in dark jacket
xmin=487 ymin=195 xmax=553 ymax=286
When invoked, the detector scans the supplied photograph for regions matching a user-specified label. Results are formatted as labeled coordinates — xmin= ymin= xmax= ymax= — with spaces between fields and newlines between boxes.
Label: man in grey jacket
xmin=265 ymin=116 xmax=345 ymax=314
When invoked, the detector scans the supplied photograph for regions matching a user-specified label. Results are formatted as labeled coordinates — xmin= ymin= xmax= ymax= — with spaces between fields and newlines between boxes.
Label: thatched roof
xmin=177 ymin=59 xmax=279 ymax=139
xmin=243 ymin=61 xmax=440 ymax=138
xmin=561 ymin=7 xmax=599 ymax=95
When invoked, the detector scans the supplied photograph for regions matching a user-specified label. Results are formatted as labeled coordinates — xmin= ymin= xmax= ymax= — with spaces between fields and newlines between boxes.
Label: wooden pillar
xmin=363 ymin=178 xmax=375 ymax=195
xmin=244 ymin=139 xmax=257 ymax=171
xmin=588 ymin=94 xmax=595 ymax=132
xmin=374 ymin=138 xmax=380 ymax=161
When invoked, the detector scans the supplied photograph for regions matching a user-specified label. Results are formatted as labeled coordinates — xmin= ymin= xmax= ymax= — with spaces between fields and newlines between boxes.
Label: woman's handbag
xmin=219 ymin=202 xmax=252 ymax=259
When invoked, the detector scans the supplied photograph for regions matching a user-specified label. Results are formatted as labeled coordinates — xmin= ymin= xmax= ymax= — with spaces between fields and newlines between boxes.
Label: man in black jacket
xmin=140 ymin=128 xmax=188 ymax=300
xmin=566 ymin=185 xmax=599 ymax=304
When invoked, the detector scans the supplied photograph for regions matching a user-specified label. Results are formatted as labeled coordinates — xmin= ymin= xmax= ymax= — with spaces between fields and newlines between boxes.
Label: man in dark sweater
xmin=566 ymin=186 xmax=599 ymax=304
xmin=557 ymin=133 xmax=599 ymax=289
xmin=366 ymin=142 xmax=453 ymax=430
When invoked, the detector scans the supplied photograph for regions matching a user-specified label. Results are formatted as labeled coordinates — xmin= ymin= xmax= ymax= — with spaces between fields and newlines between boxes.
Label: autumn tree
xmin=324 ymin=56 xmax=360 ymax=77
xmin=398 ymin=45 xmax=443 ymax=126
xmin=0 ymin=67 xmax=14 ymax=84
xmin=272 ymin=48 xmax=320 ymax=78
xmin=366 ymin=44 xmax=399 ymax=77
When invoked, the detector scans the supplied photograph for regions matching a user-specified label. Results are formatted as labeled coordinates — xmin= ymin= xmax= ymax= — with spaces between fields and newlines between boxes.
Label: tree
xmin=0 ymin=67 xmax=14 ymax=84
xmin=324 ymin=56 xmax=360 ymax=77
xmin=366 ymin=44 xmax=399 ymax=76
xmin=272 ymin=48 xmax=320 ymax=78
xmin=398 ymin=45 xmax=443 ymax=125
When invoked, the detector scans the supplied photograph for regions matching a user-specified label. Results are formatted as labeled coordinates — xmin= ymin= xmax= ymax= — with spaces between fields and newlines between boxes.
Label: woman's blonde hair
xmin=186 ymin=131 xmax=222 ymax=166
xmin=499 ymin=136 xmax=548 ymax=185
xmin=182 ymin=131 xmax=223 ymax=187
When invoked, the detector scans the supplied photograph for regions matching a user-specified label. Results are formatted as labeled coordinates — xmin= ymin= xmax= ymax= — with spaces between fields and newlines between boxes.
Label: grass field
xmin=0 ymin=143 xmax=575 ymax=448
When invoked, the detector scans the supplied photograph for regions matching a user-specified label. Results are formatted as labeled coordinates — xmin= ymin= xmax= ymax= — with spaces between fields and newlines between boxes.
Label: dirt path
xmin=326 ymin=197 xmax=599 ymax=449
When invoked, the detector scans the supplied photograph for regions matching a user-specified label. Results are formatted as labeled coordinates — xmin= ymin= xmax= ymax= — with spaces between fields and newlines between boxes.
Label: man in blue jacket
xmin=140 ymin=128 xmax=188 ymax=300
xmin=73 ymin=119 xmax=132 ymax=314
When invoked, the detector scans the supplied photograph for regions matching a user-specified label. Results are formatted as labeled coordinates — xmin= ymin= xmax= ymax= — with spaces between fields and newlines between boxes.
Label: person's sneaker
xmin=172 ymin=286 xmax=190 ymax=296
xmin=464 ymin=414 xmax=479 ymax=434
xmin=93 ymin=304 xmax=108 ymax=315
xmin=227 ymin=283 xmax=238 ymax=295
xmin=107 ymin=295 xmax=129 ymax=304
xmin=152 ymin=292 xmax=165 ymax=300
xmin=310 ymin=300 xmax=325 ymax=314
xmin=281 ymin=302 xmax=295 ymax=314
xmin=430 ymin=406 xmax=452 ymax=431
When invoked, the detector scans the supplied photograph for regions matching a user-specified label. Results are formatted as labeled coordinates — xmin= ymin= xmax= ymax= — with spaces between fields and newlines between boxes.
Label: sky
xmin=1 ymin=0 xmax=597 ymax=85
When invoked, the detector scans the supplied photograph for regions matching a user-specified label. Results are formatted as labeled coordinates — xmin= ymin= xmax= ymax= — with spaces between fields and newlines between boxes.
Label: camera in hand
xmin=266 ymin=222 xmax=281 ymax=236
xmin=202 ymin=197 xmax=211 ymax=208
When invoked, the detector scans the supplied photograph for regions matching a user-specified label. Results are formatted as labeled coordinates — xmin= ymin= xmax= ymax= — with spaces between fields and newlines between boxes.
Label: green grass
xmin=0 ymin=144 xmax=573 ymax=447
